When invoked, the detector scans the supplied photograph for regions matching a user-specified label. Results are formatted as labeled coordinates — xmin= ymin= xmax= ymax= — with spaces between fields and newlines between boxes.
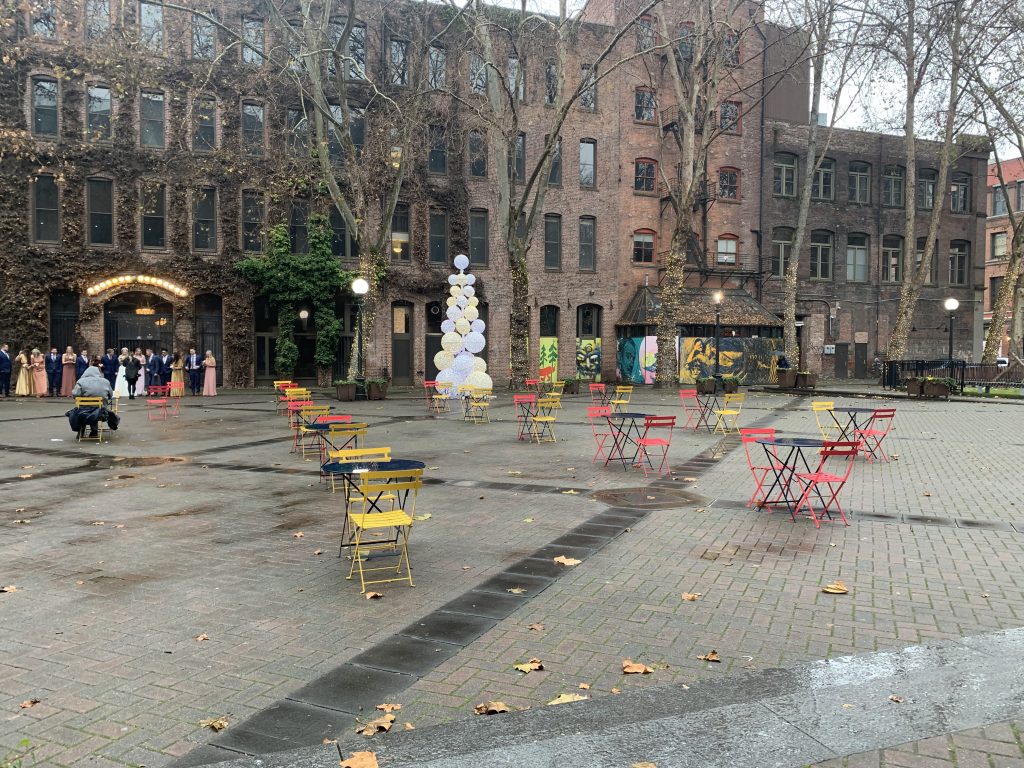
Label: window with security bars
xmin=718 ymin=168 xmax=738 ymax=199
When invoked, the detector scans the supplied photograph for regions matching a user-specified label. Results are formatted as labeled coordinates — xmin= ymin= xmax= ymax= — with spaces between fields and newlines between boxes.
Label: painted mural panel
xmin=678 ymin=337 xmax=782 ymax=384
xmin=539 ymin=336 xmax=558 ymax=381
xmin=576 ymin=337 xmax=602 ymax=381
xmin=617 ymin=336 xmax=659 ymax=384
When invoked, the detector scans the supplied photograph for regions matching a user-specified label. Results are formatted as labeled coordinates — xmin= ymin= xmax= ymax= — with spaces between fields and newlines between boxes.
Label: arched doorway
xmin=195 ymin=294 xmax=223 ymax=386
xmin=576 ymin=303 xmax=602 ymax=381
xmin=104 ymin=291 xmax=173 ymax=353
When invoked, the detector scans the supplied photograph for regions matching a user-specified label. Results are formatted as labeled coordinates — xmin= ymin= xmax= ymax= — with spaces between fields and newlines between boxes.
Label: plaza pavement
xmin=2 ymin=386 xmax=1024 ymax=768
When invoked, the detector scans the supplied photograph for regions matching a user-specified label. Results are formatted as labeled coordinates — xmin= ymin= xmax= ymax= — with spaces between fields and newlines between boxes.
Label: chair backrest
xmin=679 ymin=389 xmax=699 ymax=407
xmin=867 ymin=408 xmax=896 ymax=433
xmin=300 ymin=405 xmax=330 ymax=419
xmin=740 ymin=427 xmax=776 ymax=466
xmin=513 ymin=394 xmax=536 ymax=405
xmin=589 ymin=383 xmax=605 ymax=393
xmin=315 ymin=414 xmax=353 ymax=424
xmin=644 ymin=415 xmax=676 ymax=429
xmin=810 ymin=400 xmax=835 ymax=411
xmin=423 ymin=380 xmax=436 ymax=389
xmin=587 ymin=406 xmax=611 ymax=431
xmin=328 ymin=446 xmax=391 ymax=463
xmin=328 ymin=422 xmax=368 ymax=434
xmin=550 ymin=381 xmax=565 ymax=394
xmin=287 ymin=400 xmax=314 ymax=410
xmin=457 ymin=384 xmax=475 ymax=397
xmin=356 ymin=474 xmax=423 ymax=510
xmin=818 ymin=440 xmax=861 ymax=480
xmin=75 ymin=396 xmax=104 ymax=408
xmin=537 ymin=396 xmax=560 ymax=409
xmin=286 ymin=389 xmax=311 ymax=400
xmin=723 ymin=393 xmax=745 ymax=407
xmin=614 ymin=385 xmax=633 ymax=396
xmin=435 ymin=381 xmax=453 ymax=394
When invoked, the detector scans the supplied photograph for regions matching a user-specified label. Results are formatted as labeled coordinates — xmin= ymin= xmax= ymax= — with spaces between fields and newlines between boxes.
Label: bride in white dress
xmin=113 ymin=348 xmax=131 ymax=399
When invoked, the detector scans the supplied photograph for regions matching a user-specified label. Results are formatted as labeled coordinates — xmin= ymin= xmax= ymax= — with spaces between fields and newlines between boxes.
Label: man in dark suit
xmin=0 ymin=343 xmax=11 ymax=398
xmin=159 ymin=348 xmax=172 ymax=385
xmin=76 ymin=349 xmax=90 ymax=380
xmin=100 ymin=349 xmax=118 ymax=389
xmin=146 ymin=348 xmax=161 ymax=386
xmin=185 ymin=347 xmax=202 ymax=395
xmin=45 ymin=347 xmax=62 ymax=396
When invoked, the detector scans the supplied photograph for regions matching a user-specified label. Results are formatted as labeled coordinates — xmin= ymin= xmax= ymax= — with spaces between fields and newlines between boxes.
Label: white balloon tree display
xmin=433 ymin=254 xmax=491 ymax=394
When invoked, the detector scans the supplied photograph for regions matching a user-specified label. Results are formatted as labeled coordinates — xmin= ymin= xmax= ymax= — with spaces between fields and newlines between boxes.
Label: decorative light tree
xmin=433 ymin=254 xmax=492 ymax=394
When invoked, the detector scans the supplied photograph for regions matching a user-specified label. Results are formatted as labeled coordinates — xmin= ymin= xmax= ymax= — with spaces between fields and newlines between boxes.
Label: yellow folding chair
xmin=467 ymin=389 xmax=492 ymax=423
xmin=74 ymin=397 xmax=107 ymax=442
xmin=295 ymin=405 xmax=331 ymax=455
xmin=610 ymin=385 xmax=633 ymax=413
xmin=549 ymin=381 xmax=566 ymax=396
xmin=713 ymin=393 xmax=745 ymax=434
xmin=347 ymin=471 xmax=423 ymax=593
xmin=811 ymin=400 xmax=838 ymax=440
xmin=531 ymin=396 xmax=559 ymax=443
xmin=457 ymin=384 xmax=476 ymax=420
xmin=325 ymin=446 xmax=391 ymax=493
xmin=432 ymin=381 xmax=453 ymax=414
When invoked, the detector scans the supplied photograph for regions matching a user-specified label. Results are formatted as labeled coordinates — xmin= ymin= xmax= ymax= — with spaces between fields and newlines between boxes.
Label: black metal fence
xmin=882 ymin=359 xmax=965 ymax=390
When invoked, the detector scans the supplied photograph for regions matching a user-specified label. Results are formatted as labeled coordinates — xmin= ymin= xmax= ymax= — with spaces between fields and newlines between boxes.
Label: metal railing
xmin=882 ymin=359 xmax=965 ymax=390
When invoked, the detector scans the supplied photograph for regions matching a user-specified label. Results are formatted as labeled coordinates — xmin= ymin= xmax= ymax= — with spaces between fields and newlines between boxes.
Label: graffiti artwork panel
xmin=679 ymin=337 xmax=782 ymax=384
xmin=576 ymin=337 xmax=602 ymax=381
xmin=617 ymin=336 xmax=659 ymax=384
xmin=539 ymin=336 xmax=558 ymax=381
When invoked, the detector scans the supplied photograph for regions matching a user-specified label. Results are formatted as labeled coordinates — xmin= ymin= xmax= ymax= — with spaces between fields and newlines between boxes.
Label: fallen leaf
xmin=981 ymin=593 xmax=990 ymax=598
xmin=403 ymin=722 xmax=415 ymax=730
xmin=579 ymin=683 xmax=591 ymax=690
xmin=611 ymin=687 xmax=621 ymax=694
xmin=623 ymin=659 xmax=653 ymax=674
xmin=547 ymin=693 xmax=588 ymax=706
xmin=822 ymin=581 xmax=849 ymax=595
xmin=888 ymin=694 xmax=904 ymax=704
xmin=92 ymin=521 xmax=105 ymax=526
xmin=414 ymin=513 xmax=432 ymax=521
xmin=1 ymin=585 xmax=17 ymax=593
xmin=17 ymin=474 xmax=32 ymax=479
xmin=632 ymin=763 xmax=658 ymax=768
xmin=646 ymin=495 xmax=656 ymax=500
xmin=697 ymin=650 xmax=721 ymax=663
xmin=194 ymin=633 xmax=209 ymax=642
xmin=427 ymin=466 xmax=440 ymax=470
xmin=20 ymin=466 xmax=33 ymax=470
xmin=474 ymin=701 xmax=510 ymax=715
xmin=683 ymin=476 xmax=697 ymax=482
xmin=507 ymin=587 xmax=527 ymax=594
xmin=561 ymin=489 xmax=580 ymax=495
xmin=375 ymin=703 xmax=401 ymax=713
xmin=514 ymin=658 xmax=545 ymax=673
xmin=339 ymin=751 xmax=379 ymax=768
xmin=923 ymin=491 xmax=932 ymax=497
xmin=12 ymin=519 xmax=31 ymax=524
xmin=522 ymin=517 xmax=535 ymax=523
xmin=75 ymin=580 xmax=84 ymax=585
xmin=19 ymin=698 xmax=40 ymax=709
xmin=114 ymin=524 xmax=124 ymax=529
xmin=314 ymin=549 xmax=323 ymax=556
xmin=462 ymin=566 xmax=471 ymax=570
xmin=507 ymin=471 xmax=522 ymax=476
xmin=199 ymin=716 xmax=229 ymax=731
xmin=553 ymin=555 xmax=581 ymax=566
xmin=365 ymin=592 xmax=383 ymax=600
xmin=293 ymin=531 xmax=304 ymax=538
xmin=681 ymin=592 xmax=701 ymax=601
xmin=322 ymin=738 xmax=338 ymax=745
xmin=356 ymin=713 xmax=395 ymax=736
xmin=528 ymin=623 xmax=545 ymax=631
xmin=842 ymin=703 xmax=855 ymax=709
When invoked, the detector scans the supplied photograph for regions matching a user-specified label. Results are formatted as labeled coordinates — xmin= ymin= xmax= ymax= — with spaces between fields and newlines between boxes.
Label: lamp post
xmin=351 ymin=278 xmax=369 ymax=398
xmin=944 ymin=297 xmax=959 ymax=362
xmin=712 ymin=290 xmax=723 ymax=392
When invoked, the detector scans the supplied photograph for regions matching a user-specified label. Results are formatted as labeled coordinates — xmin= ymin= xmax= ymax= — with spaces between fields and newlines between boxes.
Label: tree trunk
xmin=1010 ymin=268 xmax=1024 ymax=360
xmin=982 ymin=228 xmax=1024 ymax=362
xmin=654 ymin=227 xmax=689 ymax=387
xmin=508 ymin=247 xmax=529 ymax=387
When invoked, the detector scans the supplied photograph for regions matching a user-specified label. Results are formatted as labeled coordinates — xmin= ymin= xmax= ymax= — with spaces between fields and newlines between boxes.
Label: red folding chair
xmin=587 ymin=405 xmax=612 ymax=463
xmin=740 ymin=427 xmax=780 ymax=508
xmin=679 ymin=389 xmax=702 ymax=431
xmin=790 ymin=441 xmax=860 ymax=528
xmin=635 ymin=415 xmax=675 ymax=476
xmin=146 ymin=385 xmax=170 ymax=421
xmin=589 ymin=383 xmax=607 ymax=406
xmin=855 ymin=408 xmax=895 ymax=463
xmin=525 ymin=378 xmax=541 ymax=393
xmin=513 ymin=394 xmax=537 ymax=441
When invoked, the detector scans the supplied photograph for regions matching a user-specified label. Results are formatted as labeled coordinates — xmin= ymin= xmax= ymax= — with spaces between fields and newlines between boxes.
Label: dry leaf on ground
xmin=514 ymin=658 xmax=545 ymax=673
xmin=199 ymin=716 xmax=229 ymax=731
xmin=681 ymin=592 xmax=701 ymax=601
xmin=322 ymin=738 xmax=338 ymax=745
xmin=414 ymin=513 xmax=432 ymax=521
xmin=339 ymin=752 xmax=379 ymax=768
xmin=508 ymin=471 xmax=522 ymax=476
xmin=17 ymin=474 xmax=32 ymax=479
xmin=375 ymin=703 xmax=402 ymax=713
xmin=528 ymin=623 xmax=545 ymax=631
xmin=610 ymin=687 xmax=621 ymax=694
xmin=356 ymin=713 xmax=395 ymax=736
xmin=697 ymin=650 xmax=722 ymax=663
xmin=314 ymin=549 xmax=323 ymax=556
xmin=474 ymin=701 xmax=510 ymax=715
xmin=822 ymin=581 xmax=849 ymax=595
xmin=92 ymin=521 xmax=105 ymax=526
xmin=365 ymin=592 xmax=383 ymax=600
xmin=292 ymin=531 xmax=304 ymax=538
xmin=403 ymin=722 xmax=414 ymax=730
xmin=623 ymin=659 xmax=653 ymax=674
xmin=981 ymin=593 xmax=990 ymax=598
xmin=632 ymin=763 xmax=658 ymax=768
xmin=888 ymin=694 xmax=904 ymax=704
xmin=194 ymin=633 xmax=209 ymax=642
xmin=561 ymin=489 xmax=580 ymax=495
xmin=12 ymin=519 xmax=31 ymax=524
xmin=507 ymin=587 xmax=527 ymax=594
xmin=553 ymin=555 xmax=581 ymax=566
xmin=547 ymin=693 xmax=588 ymax=706
xmin=522 ymin=517 xmax=535 ymax=523
xmin=579 ymin=683 xmax=591 ymax=690
xmin=19 ymin=698 xmax=40 ymax=709
xmin=1 ymin=585 xmax=17 ymax=593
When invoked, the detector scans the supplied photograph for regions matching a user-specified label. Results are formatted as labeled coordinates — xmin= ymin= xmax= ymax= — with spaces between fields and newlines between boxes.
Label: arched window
xmin=634 ymin=158 xmax=657 ymax=192
xmin=632 ymin=229 xmax=655 ymax=263
xmin=771 ymin=227 xmax=793 ymax=277
xmin=718 ymin=167 xmax=739 ymax=200
xmin=773 ymin=153 xmax=796 ymax=197
xmin=882 ymin=235 xmax=903 ymax=282
xmin=539 ymin=304 xmax=559 ymax=336
xmin=715 ymin=233 xmax=738 ymax=264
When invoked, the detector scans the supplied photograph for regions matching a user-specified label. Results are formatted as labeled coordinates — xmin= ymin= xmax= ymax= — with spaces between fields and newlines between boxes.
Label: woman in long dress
xmin=60 ymin=346 xmax=76 ymax=397
xmin=133 ymin=348 xmax=147 ymax=396
xmin=170 ymin=352 xmax=185 ymax=396
xmin=30 ymin=349 xmax=47 ymax=398
xmin=14 ymin=349 xmax=32 ymax=396
xmin=202 ymin=350 xmax=217 ymax=396
xmin=113 ymin=348 xmax=131 ymax=399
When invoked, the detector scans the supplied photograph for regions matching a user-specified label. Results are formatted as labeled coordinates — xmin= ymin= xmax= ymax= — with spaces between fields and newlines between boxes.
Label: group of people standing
xmin=0 ymin=344 xmax=218 ymax=399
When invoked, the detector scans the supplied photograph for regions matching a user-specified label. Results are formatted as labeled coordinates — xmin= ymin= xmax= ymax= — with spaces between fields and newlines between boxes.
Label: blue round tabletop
xmin=608 ymin=412 xmax=651 ymax=419
xmin=832 ymin=407 xmax=876 ymax=413
xmin=321 ymin=459 xmax=426 ymax=474
xmin=306 ymin=421 xmax=365 ymax=430
xmin=757 ymin=437 xmax=826 ymax=447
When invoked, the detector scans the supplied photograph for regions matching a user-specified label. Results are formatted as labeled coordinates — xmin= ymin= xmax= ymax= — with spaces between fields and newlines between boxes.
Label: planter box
xmin=722 ymin=379 xmax=740 ymax=394
xmin=922 ymin=381 xmax=950 ymax=399
xmin=696 ymin=379 xmax=717 ymax=394
xmin=563 ymin=380 xmax=580 ymax=395
xmin=796 ymin=373 xmax=818 ymax=389
xmin=905 ymin=379 xmax=923 ymax=397
xmin=777 ymin=370 xmax=797 ymax=388
xmin=366 ymin=382 xmax=388 ymax=400
xmin=335 ymin=383 xmax=357 ymax=401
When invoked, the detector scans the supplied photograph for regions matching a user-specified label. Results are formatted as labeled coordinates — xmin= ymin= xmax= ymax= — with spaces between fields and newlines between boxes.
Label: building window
xmin=87 ymin=178 xmax=113 ymax=245
xmin=193 ymin=97 xmax=216 ymax=151
xmin=31 ymin=0 xmax=56 ymax=37
xmin=678 ymin=22 xmax=695 ymax=61
xmin=882 ymin=235 xmax=903 ymax=282
xmin=950 ymin=172 xmax=971 ymax=213
xmin=634 ymin=158 xmax=656 ymax=193
xmin=915 ymin=237 xmax=935 ymax=284
xmin=428 ymin=125 xmax=447 ymax=174
xmin=507 ymin=56 xmax=524 ymax=101
xmin=580 ymin=64 xmax=596 ymax=111
xmin=426 ymin=210 xmax=448 ymax=264
xmin=242 ymin=17 xmax=265 ymax=65
xmin=882 ymin=165 xmax=904 ymax=207
xmin=192 ymin=186 xmax=216 ymax=252
xmin=579 ymin=139 xmax=596 ymax=188
xmin=773 ymin=153 xmax=796 ymax=197
xmin=85 ymin=0 xmax=109 ymax=42
xmin=548 ymin=136 xmax=562 ymax=186
xmin=544 ymin=60 xmax=557 ymax=105
xmin=32 ymin=175 xmax=59 ymax=242
xmin=192 ymin=13 xmax=215 ymax=59
xmin=469 ymin=130 xmax=487 ymax=177
xmin=141 ymin=182 xmax=166 ymax=248
xmin=848 ymin=161 xmax=870 ymax=203
xmin=286 ymin=107 xmax=307 ymax=154
xmin=469 ymin=208 xmax=488 ymax=265
xmin=139 ymin=0 xmax=163 ymax=50
xmin=993 ymin=186 xmax=1008 ymax=215
xmin=86 ymin=85 xmax=111 ymax=140
xmin=31 ymin=77 xmax=58 ymax=137
xmin=812 ymin=158 xmax=835 ymax=200
xmin=990 ymin=276 xmax=1004 ymax=311
xmin=634 ymin=88 xmax=655 ymax=122
xmin=949 ymin=240 xmax=969 ymax=285
xmin=718 ymin=167 xmax=739 ymax=200
xmin=632 ymin=230 xmax=655 ymax=263
xmin=469 ymin=53 xmax=487 ymax=94
xmin=917 ymin=168 xmax=937 ymax=209
xmin=544 ymin=214 xmax=562 ymax=269
xmin=579 ymin=216 xmax=596 ymax=270
xmin=330 ymin=208 xmax=357 ymax=260
xmin=719 ymin=101 xmax=739 ymax=133
xmin=389 ymin=39 xmax=409 ymax=86
xmin=242 ymin=101 xmax=264 ymax=155
xmin=636 ymin=14 xmax=655 ymax=50
xmin=390 ymin=202 xmax=410 ymax=261
xmin=140 ymin=90 xmax=165 ymax=148
xmin=716 ymin=236 xmax=737 ymax=265
xmin=509 ymin=132 xmax=526 ymax=181
xmin=771 ymin=227 xmax=792 ymax=277
xmin=846 ymin=233 xmax=869 ymax=282
xmin=539 ymin=305 xmax=559 ymax=337
xmin=428 ymin=46 xmax=446 ymax=89
xmin=242 ymin=190 xmax=264 ymax=252
xmin=992 ymin=231 xmax=1008 ymax=260
xmin=810 ymin=230 xmax=833 ymax=280
xmin=723 ymin=29 xmax=740 ymax=65
xmin=290 ymin=200 xmax=309 ymax=254
xmin=345 ymin=22 xmax=366 ymax=79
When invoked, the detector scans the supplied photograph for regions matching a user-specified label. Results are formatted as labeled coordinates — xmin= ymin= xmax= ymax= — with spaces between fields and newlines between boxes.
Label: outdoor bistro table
xmin=830 ymin=406 xmax=876 ymax=442
xmin=756 ymin=437 xmax=827 ymax=516
xmin=305 ymin=421 xmax=368 ymax=452
xmin=695 ymin=393 xmax=721 ymax=432
xmin=606 ymin=412 xmax=651 ymax=469
xmin=515 ymin=397 xmax=537 ymax=440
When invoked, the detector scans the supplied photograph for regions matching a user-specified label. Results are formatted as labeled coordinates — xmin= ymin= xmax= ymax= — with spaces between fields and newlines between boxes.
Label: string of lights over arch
xmin=85 ymin=275 xmax=189 ymax=298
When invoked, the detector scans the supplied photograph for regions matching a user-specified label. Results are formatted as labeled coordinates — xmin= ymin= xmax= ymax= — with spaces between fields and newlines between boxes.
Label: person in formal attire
xmin=60 ymin=346 xmax=76 ymax=397
xmin=0 ymin=343 xmax=11 ymax=398
xmin=14 ymin=349 xmax=32 ymax=397
xmin=184 ymin=348 xmax=202 ymax=395
xmin=76 ymin=349 xmax=90 ymax=380
xmin=134 ymin=348 xmax=148 ymax=396
xmin=170 ymin=352 xmax=185 ymax=396
xmin=113 ymin=348 xmax=131 ymax=400
xmin=160 ymin=349 xmax=172 ymax=386
xmin=100 ymin=349 xmax=118 ymax=389
xmin=202 ymin=350 xmax=217 ymax=396
xmin=46 ymin=347 xmax=61 ymax=396
xmin=30 ymin=349 xmax=47 ymax=398
xmin=147 ymin=347 xmax=162 ymax=386
xmin=123 ymin=349 xmax=142 ymax=399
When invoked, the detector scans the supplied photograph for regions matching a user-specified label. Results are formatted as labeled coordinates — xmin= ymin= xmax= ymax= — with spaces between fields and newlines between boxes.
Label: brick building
xmin=983 ymin=157 xmax=1024 ymax=358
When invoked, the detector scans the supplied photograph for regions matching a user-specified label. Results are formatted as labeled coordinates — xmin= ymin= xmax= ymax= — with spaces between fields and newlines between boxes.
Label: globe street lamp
xmin=351 ymin=278 xmax=370 ymax=397
xmin=944 ymin=297 xmax=959 ymax=362
xmin=712 ymin=290 xmax=724 ymax=392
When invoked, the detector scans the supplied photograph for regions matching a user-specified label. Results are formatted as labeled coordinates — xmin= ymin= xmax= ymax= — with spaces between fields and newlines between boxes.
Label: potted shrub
xmin=795 ymin=370 xmax=818 ymax=389
xmin=904 ymin=377 xmax=923 ymax=397
xmin=366 ymin=378 xmax=389 ymax=400
xmin=334 ymin=379 xmax=357 ymax=401
xmin=721 ymin=375 xmax=741 ymax=393
xmin=777 ymin=369 xmax=797 ymax=388
xmin=562 ymin=377 xmax=581 ymax=395
xmin=696 ymin=376 xmax=717 ymax=394
xmin=922 ymin=376 xmax=955 ymax=399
